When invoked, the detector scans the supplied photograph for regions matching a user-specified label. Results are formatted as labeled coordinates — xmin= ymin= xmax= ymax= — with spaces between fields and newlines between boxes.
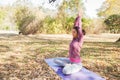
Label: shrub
xmin=104 ymin=14 xmax=120 ymax=33
xmin=14 ymin=6 xmax=45 ymax=35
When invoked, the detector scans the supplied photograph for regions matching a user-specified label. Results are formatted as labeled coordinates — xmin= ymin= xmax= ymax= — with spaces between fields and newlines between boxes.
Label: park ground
xmin=0 ymin=32 xmax=120 ymax=80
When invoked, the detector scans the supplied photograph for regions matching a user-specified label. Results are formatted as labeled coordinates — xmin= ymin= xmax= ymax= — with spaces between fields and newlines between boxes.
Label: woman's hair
xmin=82 ymin=29 xmax=86 ymax=35
xmin=73 ymin=27 xmax=79 ymax=34
xmin=73 ymin=27 xmax=86 ymax=35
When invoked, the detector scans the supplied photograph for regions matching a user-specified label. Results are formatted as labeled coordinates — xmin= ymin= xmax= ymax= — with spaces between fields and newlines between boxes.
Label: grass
xmin=0 ymin=34 xmax=120 ymax=80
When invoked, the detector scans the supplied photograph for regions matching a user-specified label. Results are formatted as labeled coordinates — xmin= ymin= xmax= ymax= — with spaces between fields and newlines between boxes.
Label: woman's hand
xmin=78 ymin=10 xmax=83 ymax=17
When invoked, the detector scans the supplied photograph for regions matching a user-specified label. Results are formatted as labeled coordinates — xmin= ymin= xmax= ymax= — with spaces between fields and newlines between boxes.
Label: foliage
xmin=39 ymin=16 xmax=91 ymax=34
xmin=14 ymin=6 xmax=33 ymax=27
xmin=16 ymin=0 xmax=86 ymax=34
xmin=14 ymin=6 xmax=36 ymax=34
xmin=98 ymin=0 xmax=120 ymax=33
xmin=0 ymin=8 xmax=6 ymax=24
xmin=104 ymin=14 xmax=120 ymax=33
xmin=98 ymin=0 xmax=120 ymax=17
xmin=39 ymin=16 xmax=74 ymax=34
xmin=42 ymin=16 xmax=59 ymax=34
xmin=65 ymin=17 xmax=75 ymax=33
xmin=82 ymin=18 xmax=91 ymax=28
xmin=0 ymin=0 xmax=92 ymax=34
xmin=41 ymin=0 xmax=86 ymax=34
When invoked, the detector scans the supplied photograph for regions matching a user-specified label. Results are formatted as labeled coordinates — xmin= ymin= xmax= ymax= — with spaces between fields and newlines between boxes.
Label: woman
xmin=54 ymin=12 xmax=85 ymax=74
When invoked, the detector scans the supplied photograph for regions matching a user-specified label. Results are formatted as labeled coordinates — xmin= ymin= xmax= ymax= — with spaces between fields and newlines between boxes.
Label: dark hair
xmin=73 ymin=27 xmax=79 ymax=34
xmin=82 ymin=29 xmax=86 ymax=35
xmin=73 ymin=27 xmax=86 ymax=35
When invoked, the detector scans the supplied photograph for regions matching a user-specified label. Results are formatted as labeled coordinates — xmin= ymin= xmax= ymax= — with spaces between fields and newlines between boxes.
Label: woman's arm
xmin=74 ymin=15 xmax=84 ymax=47
xmin=74 ymin=15 xmax=81 ymax=27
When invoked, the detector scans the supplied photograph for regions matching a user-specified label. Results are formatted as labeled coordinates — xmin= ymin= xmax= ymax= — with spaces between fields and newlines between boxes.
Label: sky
xmin=0 ymin=0 xmax=106 ymax=18
xmin=83 ymin=0 xmax=105 ymax=18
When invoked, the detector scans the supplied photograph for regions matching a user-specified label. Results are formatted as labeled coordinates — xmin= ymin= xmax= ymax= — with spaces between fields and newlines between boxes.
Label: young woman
xmin=54 ymin=13 xmax=85 ymax=74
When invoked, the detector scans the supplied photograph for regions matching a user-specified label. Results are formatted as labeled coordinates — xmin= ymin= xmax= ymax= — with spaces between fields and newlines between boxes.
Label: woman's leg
xmin=62 ymin=63 xmax=82 ymax=74
xmin=54 ymin=58 xmax=70 ymax=66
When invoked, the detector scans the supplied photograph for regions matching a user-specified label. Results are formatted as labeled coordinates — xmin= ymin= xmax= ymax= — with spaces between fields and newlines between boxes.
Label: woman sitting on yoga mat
xmin=54 ymin=12 xmax=85 ymax=74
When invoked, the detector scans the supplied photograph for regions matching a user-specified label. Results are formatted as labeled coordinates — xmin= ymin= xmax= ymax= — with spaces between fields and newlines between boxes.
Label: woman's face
xmin=72 ymin=29 xmax=78 ymax=38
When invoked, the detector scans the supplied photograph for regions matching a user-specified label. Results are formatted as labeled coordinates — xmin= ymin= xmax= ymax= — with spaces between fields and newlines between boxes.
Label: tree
xmin=49 ymin=0 xmax=56 ymax=3
xmin=98 ymin=0 xmax=120 ymax=18
xmin=13 ymin=0 xmax=86 ymax=34
xmin=56 ymin=0 xmax=85 ymax=33
xmin=13 ymin=0 xmax=45 ymax=35
xmin=104 ymin=14 xmax=120 ymax=33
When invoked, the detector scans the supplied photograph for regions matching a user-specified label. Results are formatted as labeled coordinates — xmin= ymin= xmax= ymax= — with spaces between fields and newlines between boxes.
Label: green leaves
xmin=82 ymin=18 xmax=92 ymax=28
xmin=0 ymin=9 xmax=6 ymax=24
xmin=104 ymin=14 xmax=120 ymax=33
xmin=104 ymin=14 xmax=120 ymax=27
xmin=97 ymin=0 xmax=120 ymax=33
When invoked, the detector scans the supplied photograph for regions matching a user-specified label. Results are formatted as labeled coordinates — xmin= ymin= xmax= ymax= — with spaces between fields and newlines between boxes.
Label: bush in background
xmin=104 ymin=14 xmax=120 ymax=33
xmin=14 ymin=6 xmax=46 ymax=35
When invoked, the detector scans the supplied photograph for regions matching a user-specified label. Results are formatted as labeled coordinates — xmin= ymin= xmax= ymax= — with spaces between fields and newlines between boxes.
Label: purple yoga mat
xmin=45 ymin=58 xmax=105 ymax=80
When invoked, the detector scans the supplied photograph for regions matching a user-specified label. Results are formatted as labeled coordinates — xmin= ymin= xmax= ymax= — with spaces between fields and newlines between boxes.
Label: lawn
xmin=0 ymin=33 xmax=120 ymax=80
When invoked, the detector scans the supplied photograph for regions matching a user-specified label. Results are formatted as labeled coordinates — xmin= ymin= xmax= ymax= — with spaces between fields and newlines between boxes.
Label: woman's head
xmin=72 ymin=27 xmax=78 ymax=38
xmin=72 ymin=27 xmax=86 ymax=38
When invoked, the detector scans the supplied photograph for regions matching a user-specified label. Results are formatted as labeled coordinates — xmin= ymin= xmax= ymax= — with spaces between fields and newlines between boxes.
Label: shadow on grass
xmin=0 ymin=45 xmax=11 ymax=52
xmin=0 ymin=33 xmax=18 ymax=37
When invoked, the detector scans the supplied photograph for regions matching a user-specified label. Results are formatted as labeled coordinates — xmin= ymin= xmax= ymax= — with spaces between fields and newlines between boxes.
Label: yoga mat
xmin=45 ymin=58 xmax=105 ymax=80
